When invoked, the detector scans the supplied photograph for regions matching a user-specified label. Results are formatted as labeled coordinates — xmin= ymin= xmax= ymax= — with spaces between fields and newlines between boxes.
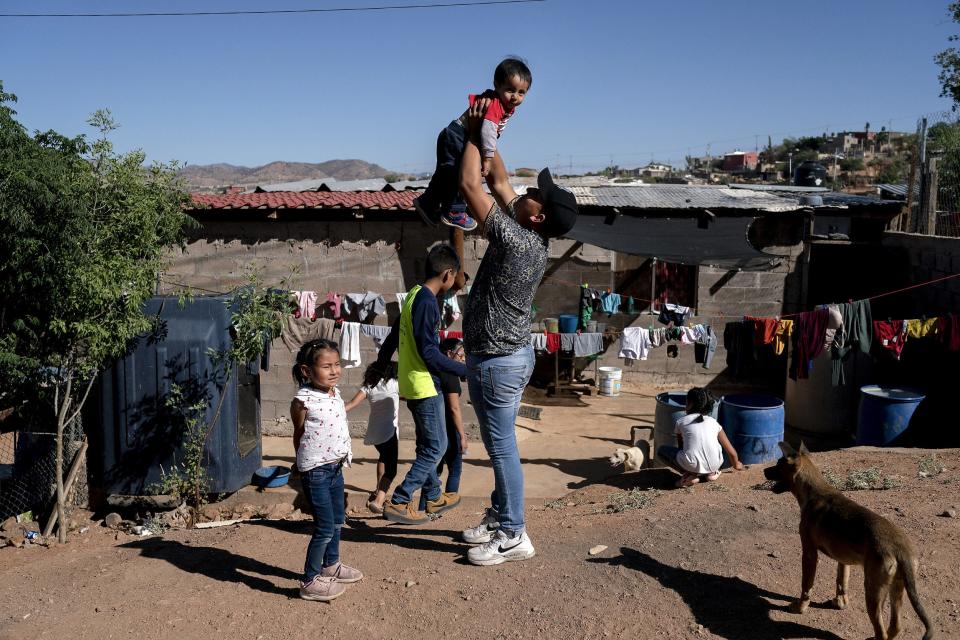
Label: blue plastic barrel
xmin=558 ymin=314 xmax=579 ymax=333
xmin=653 ymin=391 xmax=719 ymax=466
xmin=856 ymin=386 xmax=926 ymax=446
xmin=719 ymin=394 xmax=785 ymax=465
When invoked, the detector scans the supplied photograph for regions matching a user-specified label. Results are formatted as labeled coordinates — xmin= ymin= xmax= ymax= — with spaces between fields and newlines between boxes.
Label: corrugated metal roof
xmin=568 ymin=184 xmax=802 ymax=211
xmin=385 ymin=179 xmax=430 ymax=191
xmin=875 ymin=183 xmax=909 ymax=198
xmin=255 ymin=177 xmax=388 ymax=192
xmin=255 ymin=178 xmax=328 ymax=192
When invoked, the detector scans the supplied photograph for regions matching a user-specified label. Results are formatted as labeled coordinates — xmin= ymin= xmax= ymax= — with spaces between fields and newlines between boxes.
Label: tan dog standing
xmin=763 ymin=441 xmax=934 ymax=640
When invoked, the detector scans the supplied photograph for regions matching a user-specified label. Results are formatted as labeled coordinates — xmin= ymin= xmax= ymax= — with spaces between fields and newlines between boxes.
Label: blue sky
xmin=1 ymin=0 xmax=956 ymax=175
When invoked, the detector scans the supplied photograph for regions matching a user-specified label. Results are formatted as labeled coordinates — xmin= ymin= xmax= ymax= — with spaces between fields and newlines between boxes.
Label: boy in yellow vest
xmin=374 ymin=244 xmax=469 ymax=524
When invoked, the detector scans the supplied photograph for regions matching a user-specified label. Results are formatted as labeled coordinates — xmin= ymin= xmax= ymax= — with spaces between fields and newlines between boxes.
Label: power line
xmin=0 ymin=0 xmax=545 ymax=18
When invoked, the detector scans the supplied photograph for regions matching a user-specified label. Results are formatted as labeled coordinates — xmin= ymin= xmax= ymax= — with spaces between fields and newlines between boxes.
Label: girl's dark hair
xmin=686 ymin=387 xmax=715 ymax=420
xmin=292 ymin=339 xmax=340 ymax=385
xmin=439 ymin=337 xmax=463 ymax=355
xmin=363 ymin=360 xmax=398 ymax=388
xmin=494 ymin=57 xmax=532 ymax=88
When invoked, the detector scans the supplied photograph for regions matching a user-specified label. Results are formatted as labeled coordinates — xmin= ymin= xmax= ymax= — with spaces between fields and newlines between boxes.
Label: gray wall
xmin=163 ymin=212 xmax=805 ymax=435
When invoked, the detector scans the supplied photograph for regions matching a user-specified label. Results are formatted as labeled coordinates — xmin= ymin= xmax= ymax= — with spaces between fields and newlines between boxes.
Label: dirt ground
xmin=1 ymin=446 xmax=958 ymax=640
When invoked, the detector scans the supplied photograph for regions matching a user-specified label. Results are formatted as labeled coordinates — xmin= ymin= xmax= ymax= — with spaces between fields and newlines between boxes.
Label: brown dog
xmin=763 ymin=442 xmax=934 ymax=640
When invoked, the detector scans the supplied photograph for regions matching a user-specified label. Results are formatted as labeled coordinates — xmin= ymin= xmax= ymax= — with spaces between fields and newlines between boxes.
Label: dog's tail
xmin=899 ymin=553 xmax=934 ymax=639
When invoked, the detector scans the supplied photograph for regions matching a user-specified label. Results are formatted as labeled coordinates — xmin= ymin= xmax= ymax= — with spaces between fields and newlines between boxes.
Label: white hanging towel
xmin=619 ymin=327 xmax=651 ymax=361
xmin=340 ymin=321 xmax=362 ymax=369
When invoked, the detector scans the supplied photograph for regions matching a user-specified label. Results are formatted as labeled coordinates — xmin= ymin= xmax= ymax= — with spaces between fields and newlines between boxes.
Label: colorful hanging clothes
xmin=832 ymin=299 xmax=872 ymax=386
xmin=530 ymin=332 xmax=547 ymax=351
xmin=658 ymin=302 xmax=691 ymax=327
xmin=824 ymin=304 xmax=844 ymax=351
xmin=649 ymin=328 xmax=666 ymax=347
xmin=573 ymin=333 xmax=603 ymax=357
xmin=745 ymin=316 xmax=777 ymax=347
xmin=906 ymin=318 xmax=938 ymax=339
xmin=773 ymin=320 xmax=793 ymax=356
xmin=939 ymin=314 xmax=960 ymax=351
xmin=694 ymin=325 xmax=717 ymax=369
xmin=292 ymin=290 xmax=318 ymax=321
xmin=724 ymin=321 xmax=757 ymax=378
xmin=325 ymin=293 xmax=343 ymax=320
xmin=789 ymin=308 xmax=829 ymax=380
xmin=600 ymin=292 xmax=621 ymax=315
xmin=873 ymin=320 xmax=907 ymax=360
xmin=545 ymin=332 xmax=562 ymax=354
xmin=619 ymin=327 xmax=651 ymax=361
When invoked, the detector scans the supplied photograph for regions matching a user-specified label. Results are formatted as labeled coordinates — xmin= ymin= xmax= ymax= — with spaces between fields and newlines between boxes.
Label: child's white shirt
xmin=295 ymin=385 xmax=352 ymax=473
xmin=361 ymin=378 xmax=400 ymax=446
xmin=674 ymin=413 xmax=724 ymax=474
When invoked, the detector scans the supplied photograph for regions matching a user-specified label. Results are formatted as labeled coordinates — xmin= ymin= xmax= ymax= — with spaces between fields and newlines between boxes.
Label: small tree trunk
xmin=54 ymin=374 xmax=73 ymax=544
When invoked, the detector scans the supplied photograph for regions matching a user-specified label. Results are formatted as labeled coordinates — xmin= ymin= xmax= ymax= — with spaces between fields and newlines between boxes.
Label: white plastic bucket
xmin=598 ymin=366 xmax=622 ymax=397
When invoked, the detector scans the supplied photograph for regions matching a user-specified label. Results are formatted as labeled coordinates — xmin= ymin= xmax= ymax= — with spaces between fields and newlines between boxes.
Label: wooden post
xmin=921 ymin=155 xmax=939 ymax=236
xmin=449 ymin=228 xmax=466 ymax=291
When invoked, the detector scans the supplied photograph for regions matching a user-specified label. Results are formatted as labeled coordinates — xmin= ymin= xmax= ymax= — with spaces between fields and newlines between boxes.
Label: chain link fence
xmin=892 ymin=111 xmax=960 ymax=237
xmin=0 ymin=416 xmax=86 ymax=522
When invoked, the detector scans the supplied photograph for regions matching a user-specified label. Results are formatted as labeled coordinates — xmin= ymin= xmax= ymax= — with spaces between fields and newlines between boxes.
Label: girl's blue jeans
xmin=301 ymin=462 xmax=344 ymax=581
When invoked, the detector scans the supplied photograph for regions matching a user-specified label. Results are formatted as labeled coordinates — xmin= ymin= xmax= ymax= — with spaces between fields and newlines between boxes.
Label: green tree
xmin=0 ymin=84 xmax=191 ymax=540
xmin=840 ymin=158 xmax=865 ymax=172
xmin=937 ymin=2 xmax=960 ymax=108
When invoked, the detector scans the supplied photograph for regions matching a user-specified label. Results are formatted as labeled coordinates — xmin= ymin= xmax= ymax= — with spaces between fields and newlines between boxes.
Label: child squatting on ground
xmin=414 ymin=57 xmax=532 ymax=232
xmin=290 ymin=339 xmax=363 ymax=602
xmin=344 ymin=361 xmax=400 ymax=515
xmin=656 ymin=387 xmax=745 ymax=488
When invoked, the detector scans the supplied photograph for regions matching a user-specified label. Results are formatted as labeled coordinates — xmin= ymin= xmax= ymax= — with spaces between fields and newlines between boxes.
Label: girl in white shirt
xmin=291 ymin=339 xmax=362 ymax=602
xmin=656 ymin=387 xmax=744 ymax=488
xmin=344 ymin=361 xmax=400 ymax=514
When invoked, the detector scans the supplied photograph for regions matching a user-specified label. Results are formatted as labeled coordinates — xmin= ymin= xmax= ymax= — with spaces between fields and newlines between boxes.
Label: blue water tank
xmin=856 ymin=386 xmax=926 ymax=446
xmin=87 ymin=295 xmax=263 ymax=496
xmin=719 ymin=394 xmax=785 ymax=465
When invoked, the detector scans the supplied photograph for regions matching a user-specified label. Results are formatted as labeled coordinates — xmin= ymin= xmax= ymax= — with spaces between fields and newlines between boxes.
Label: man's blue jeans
xmin=467 ymin=346 xmax=534 ymax=538
xmin=301 ymin=462 xmax=344 ymax=581
xmin=391 ymin=394 xmax=447 ymax=506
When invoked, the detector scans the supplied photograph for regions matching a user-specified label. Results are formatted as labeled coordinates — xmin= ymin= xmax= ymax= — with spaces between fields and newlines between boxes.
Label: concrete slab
xmin=243 ymin=387 xmax=658 ymax=508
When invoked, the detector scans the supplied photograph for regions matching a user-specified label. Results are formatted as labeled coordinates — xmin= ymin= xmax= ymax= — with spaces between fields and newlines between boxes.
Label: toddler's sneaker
xmin=320 ymin=562 xmax=363 ymax=584
xmin=441 ymin=207 xmax=477 ymax=232
xmin=467 ymin=529 xmax=535 ymax=566
xmin=425 ymin=491 xmax=461 ymax=515
xmin=461 ymin=507 xmax=500 ymax=544
xmin=383 ymin=501 xmax=430 ymax=525
xmin=414 ymin=194 xmax=442 ymax=227
xmin=299 ymin=575 xmax=345 ymax=602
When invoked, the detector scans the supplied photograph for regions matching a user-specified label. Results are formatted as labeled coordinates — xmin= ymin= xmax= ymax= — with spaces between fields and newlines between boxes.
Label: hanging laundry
xmin=292 ymin=290 xmax=318 ymax=321
xmin=601 ymin=292 xmax=621 ymax=316
xmin=824 ymin=304 xmax=844 ymax=351
xmin=580 ymin=287 xmax=600 ymax=328
xmin=546 ymin=332 xmax=562 ymax=354
xmin=573 ymin=332 xmax=603 ymax=357
xmin=531 ymin=333 xmax=548 ymax=351
xmin=832 ymin=300 xmax=872 ymax=386
xmin=873 ymin=320 xmax=907 ymax=360
xmin=339 ymin=321 xmax=362 ymax=368
xmin=906 ymin=318 xmax=938 ymax=339
xmin=724 ymin=321 xmax=757 ymax=378
xmin=441 ymin=294 xmax=462 ymax=329
xmin=678 ymin=326 xmax=699 ymax=345
xmin=395 ymin=292 xmax=407 ymax=307
xmin=343 ymin=292 xmax=386 ymax=322
xmin=666 ymin=327 xmax=683 ymax=342
xmin=560 ymin=333 xmax=576 ymax=353
xmin=693 ymin=324 xmax=709 ymax=343
xmin=281 ymin=316 xmax=337 ymax=352
xmin=773 ymin=319 xmax=794 ymax=356
xmin=658 ymin=302 xmax=691 ymax=327
xmin=624 ymin=296 xmax=636 ymax=314
xmin=325 ymin=293 xmax=343 ymax=321
xmin=360 ymin=324 xmax=392 ymax=350
xmin=745 ymin=316 xmax=777 ymax=346
xmin=619 ymin=327 xmax=651 ymax=361
xmin=938 ymin=314 xmax=960 ymax=352
xmin=649 ymin=328 xmax=666 ymax=348
xmin=694 ymin=325 xmax=717 ymax=369
xmin=790 ymin=308 xmax=829 ymax=380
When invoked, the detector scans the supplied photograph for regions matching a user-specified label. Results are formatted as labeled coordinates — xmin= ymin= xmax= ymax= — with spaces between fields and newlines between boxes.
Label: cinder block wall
xmin=163 ymin=212 xmax=805 ymax=435
xmin=882 ymin=231 xmax=960 ymax=313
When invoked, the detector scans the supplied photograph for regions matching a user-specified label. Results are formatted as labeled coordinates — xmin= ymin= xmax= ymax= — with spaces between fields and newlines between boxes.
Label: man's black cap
xmin=537 ymin=168 xmax=578 ymax=238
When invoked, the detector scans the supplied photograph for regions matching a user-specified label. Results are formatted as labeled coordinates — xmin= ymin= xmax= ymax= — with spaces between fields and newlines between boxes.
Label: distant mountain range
xmin=180 ymin=159 xmax=396 ymax=191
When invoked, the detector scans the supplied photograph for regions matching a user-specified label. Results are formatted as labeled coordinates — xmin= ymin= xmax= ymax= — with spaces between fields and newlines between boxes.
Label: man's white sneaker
xmin=467 ymin=530 xmax=535 ymax=566
xmin=461 ymin=508 xmax=500 ymax=544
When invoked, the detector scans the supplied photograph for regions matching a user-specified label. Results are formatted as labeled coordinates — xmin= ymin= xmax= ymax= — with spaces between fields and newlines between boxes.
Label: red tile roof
xmin=188 ymin=190 xmax=417 ymax=211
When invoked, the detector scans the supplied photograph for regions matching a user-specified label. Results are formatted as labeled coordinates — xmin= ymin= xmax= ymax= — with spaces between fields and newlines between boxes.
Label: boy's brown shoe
xmin=425 ymin=491 xmax=461 ymax=514
xmin=382 ymin=501 xmax=429 ymax=525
